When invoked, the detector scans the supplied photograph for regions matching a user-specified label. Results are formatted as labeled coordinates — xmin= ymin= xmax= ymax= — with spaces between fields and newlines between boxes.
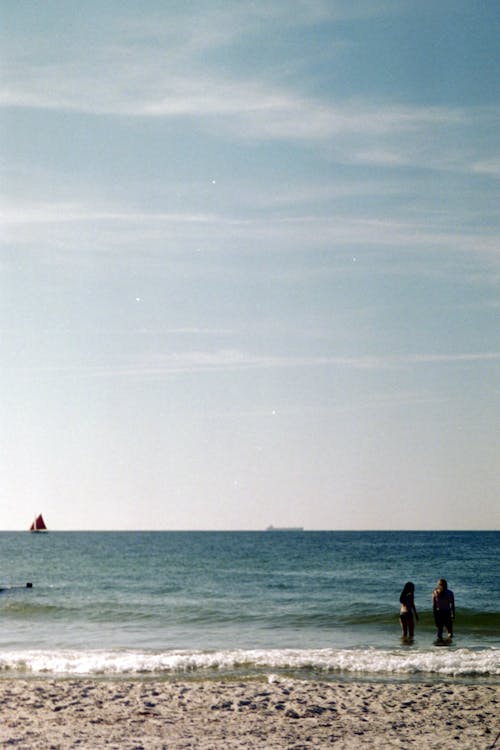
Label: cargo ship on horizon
xmin=265 ymin=525 xmax=304 ymax=532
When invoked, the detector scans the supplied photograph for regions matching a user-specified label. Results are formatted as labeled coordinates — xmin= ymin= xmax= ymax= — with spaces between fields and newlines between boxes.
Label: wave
xmin=1 ymin=601 xmax=498 ymax=641
xmin=334 ymin=609 xmax=500 ymax=633
xmin=0 ymin=601 xmax=79 ymax=618
xmin=0 ymin=646 xmax=497 ymax=680
xmin=0 ymin=599 xmax=156 ymax=624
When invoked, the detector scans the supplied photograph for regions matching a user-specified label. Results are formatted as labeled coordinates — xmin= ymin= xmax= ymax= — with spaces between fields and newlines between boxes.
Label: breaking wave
xmin=0 ymin=646 xmax=497 ymax=681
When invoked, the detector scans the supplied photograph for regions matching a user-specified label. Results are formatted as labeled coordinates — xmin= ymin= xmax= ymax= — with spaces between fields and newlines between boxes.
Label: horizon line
xmin=2 ymin=528 xmax=497 ymax=533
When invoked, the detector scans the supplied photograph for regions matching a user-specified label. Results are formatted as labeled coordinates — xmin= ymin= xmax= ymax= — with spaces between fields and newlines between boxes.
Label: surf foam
xmin=0 ymin=647 xmax=497 ymax=679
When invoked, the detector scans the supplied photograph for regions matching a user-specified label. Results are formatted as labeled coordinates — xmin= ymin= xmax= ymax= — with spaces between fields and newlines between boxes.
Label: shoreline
xmin=0 ymin=677 xmax=497 ymax=749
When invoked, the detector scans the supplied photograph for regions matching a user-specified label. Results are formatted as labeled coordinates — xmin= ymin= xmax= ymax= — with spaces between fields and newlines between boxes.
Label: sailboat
xmin=29 ymin=514 xmax=48 ymax=533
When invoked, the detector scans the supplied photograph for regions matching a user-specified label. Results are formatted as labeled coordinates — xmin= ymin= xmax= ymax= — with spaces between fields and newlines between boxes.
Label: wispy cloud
xmin=9 ymin=349 xmax=499 ymax=380
xmin=1 ymin=200 xmax=498 ymax=270
xmin=2 ymin=3 xmax=371 ymax=121
xmin=2 ymin=59 xmax=495 ymax=178
xmin=1 ymin=2 xmax=497 ymax=185
xmin=0 ymin=53 xmax=465 ymax=137
xmin=472 ymin=159 xmax=500 ymax=178
xmin=0 ymin=204 xmax=219 ymax=226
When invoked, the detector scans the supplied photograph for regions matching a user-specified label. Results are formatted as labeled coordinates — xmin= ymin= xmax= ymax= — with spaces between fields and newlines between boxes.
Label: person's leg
xmin=445 ymin=613 xmax=453 ymax=639
xmin=408 ymin=616 xmax=415 ymax=638
xmin=436 ymin=612 xmax=444 ymax=639
xmin=400 ymin=614 xmax=408 ymax=637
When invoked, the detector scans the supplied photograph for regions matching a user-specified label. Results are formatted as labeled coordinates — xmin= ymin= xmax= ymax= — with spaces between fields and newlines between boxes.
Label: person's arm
xmin=450 ymin=592 xmax=455 ymax=619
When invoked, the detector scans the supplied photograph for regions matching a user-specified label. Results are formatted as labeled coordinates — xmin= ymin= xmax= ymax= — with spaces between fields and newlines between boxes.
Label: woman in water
xmin=399 ymin=581 xmax=419 ymax=639
xmin=432 ymin=578 xmax=455 ymax=640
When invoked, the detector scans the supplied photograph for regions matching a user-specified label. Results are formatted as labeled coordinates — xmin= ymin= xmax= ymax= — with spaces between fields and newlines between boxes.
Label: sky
xmin=0 ymin=0 xmax=498 ymax=531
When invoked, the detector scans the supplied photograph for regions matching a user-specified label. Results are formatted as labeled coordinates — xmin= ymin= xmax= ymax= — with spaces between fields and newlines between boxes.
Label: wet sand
xmin=0 ymin=677 xmax=497 ymax=749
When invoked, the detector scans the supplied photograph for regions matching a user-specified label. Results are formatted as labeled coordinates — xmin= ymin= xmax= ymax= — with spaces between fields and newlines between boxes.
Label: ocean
xmin=0 ymin=531 xmax=498 ymax=683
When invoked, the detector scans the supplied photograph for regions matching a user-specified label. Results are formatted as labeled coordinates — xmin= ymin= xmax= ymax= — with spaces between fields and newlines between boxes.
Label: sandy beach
xmin=0 ymin=677 xmax=497 ymax=749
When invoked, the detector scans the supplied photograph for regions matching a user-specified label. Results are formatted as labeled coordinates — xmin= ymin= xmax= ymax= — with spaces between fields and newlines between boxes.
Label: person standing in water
xmin=399 ymin=581 xmax=419 ymax=639
xmin=432 ymin=578 xmax=455 ymax=640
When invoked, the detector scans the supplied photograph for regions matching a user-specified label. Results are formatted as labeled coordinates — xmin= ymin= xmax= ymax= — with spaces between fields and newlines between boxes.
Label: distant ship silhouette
xmin=266 ymin=525 xmax=304 ymax=531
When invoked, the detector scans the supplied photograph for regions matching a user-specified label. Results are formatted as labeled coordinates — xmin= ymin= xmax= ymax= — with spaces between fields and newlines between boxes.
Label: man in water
xmin=432 ymin=578 xmax=455 ymax=640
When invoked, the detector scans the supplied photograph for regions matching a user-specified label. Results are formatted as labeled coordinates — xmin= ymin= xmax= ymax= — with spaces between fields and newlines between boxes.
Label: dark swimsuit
xmin=433 ymin=589 xmax=454 ymax=637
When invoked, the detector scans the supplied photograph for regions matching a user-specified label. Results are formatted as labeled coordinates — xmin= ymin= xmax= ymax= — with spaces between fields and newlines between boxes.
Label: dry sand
xmin=0 ymin=677 xmax=497 ymax=749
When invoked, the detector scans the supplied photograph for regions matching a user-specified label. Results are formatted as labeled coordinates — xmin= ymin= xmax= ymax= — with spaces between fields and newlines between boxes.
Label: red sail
xmin=30 ymin=514 xmax=48 ymax=532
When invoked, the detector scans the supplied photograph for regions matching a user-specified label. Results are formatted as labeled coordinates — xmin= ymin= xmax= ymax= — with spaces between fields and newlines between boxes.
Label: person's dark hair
xmin=399 ymin=581 xmax=415 ymax=604
xmin=438 ymin=578 xmax=448 ymax=591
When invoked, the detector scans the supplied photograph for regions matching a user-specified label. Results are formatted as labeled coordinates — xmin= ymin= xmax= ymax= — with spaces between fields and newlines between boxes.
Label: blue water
xmin=0 ymin=531 xmax=498 ymax=681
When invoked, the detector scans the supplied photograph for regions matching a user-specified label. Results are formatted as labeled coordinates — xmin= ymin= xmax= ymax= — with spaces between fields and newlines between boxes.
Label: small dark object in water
xmin=0 ymin=582 xmax=33 ymax=593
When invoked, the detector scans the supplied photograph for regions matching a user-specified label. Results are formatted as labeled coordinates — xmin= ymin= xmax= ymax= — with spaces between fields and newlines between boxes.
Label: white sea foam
xmin=0 ymin=647 xmax=497 ymax=678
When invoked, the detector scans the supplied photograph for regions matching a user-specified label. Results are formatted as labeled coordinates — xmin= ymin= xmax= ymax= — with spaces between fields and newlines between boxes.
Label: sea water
xmin=0 ymin=531 xmax=498 ymax=682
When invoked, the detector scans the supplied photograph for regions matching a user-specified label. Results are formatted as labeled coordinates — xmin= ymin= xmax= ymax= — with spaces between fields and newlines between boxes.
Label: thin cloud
xmin=1 ymin=3 xmax=496 ymax=183
xmin=472 ymin=159 xmax=500 ymax=178
xmin=1 ymin=201 xmax=498 ymax=264
xmin=2 ymin=59 xmax=493 ymax=178
xmin=0 ymin=204 xmax=219 ymax=225
xmin=0 ymin=58 xmax=462 ymax=134
xmin=0 ymin=6 xmax=480 ymax=151
xmin=12 ymin=349 xmax=498 ymax=380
